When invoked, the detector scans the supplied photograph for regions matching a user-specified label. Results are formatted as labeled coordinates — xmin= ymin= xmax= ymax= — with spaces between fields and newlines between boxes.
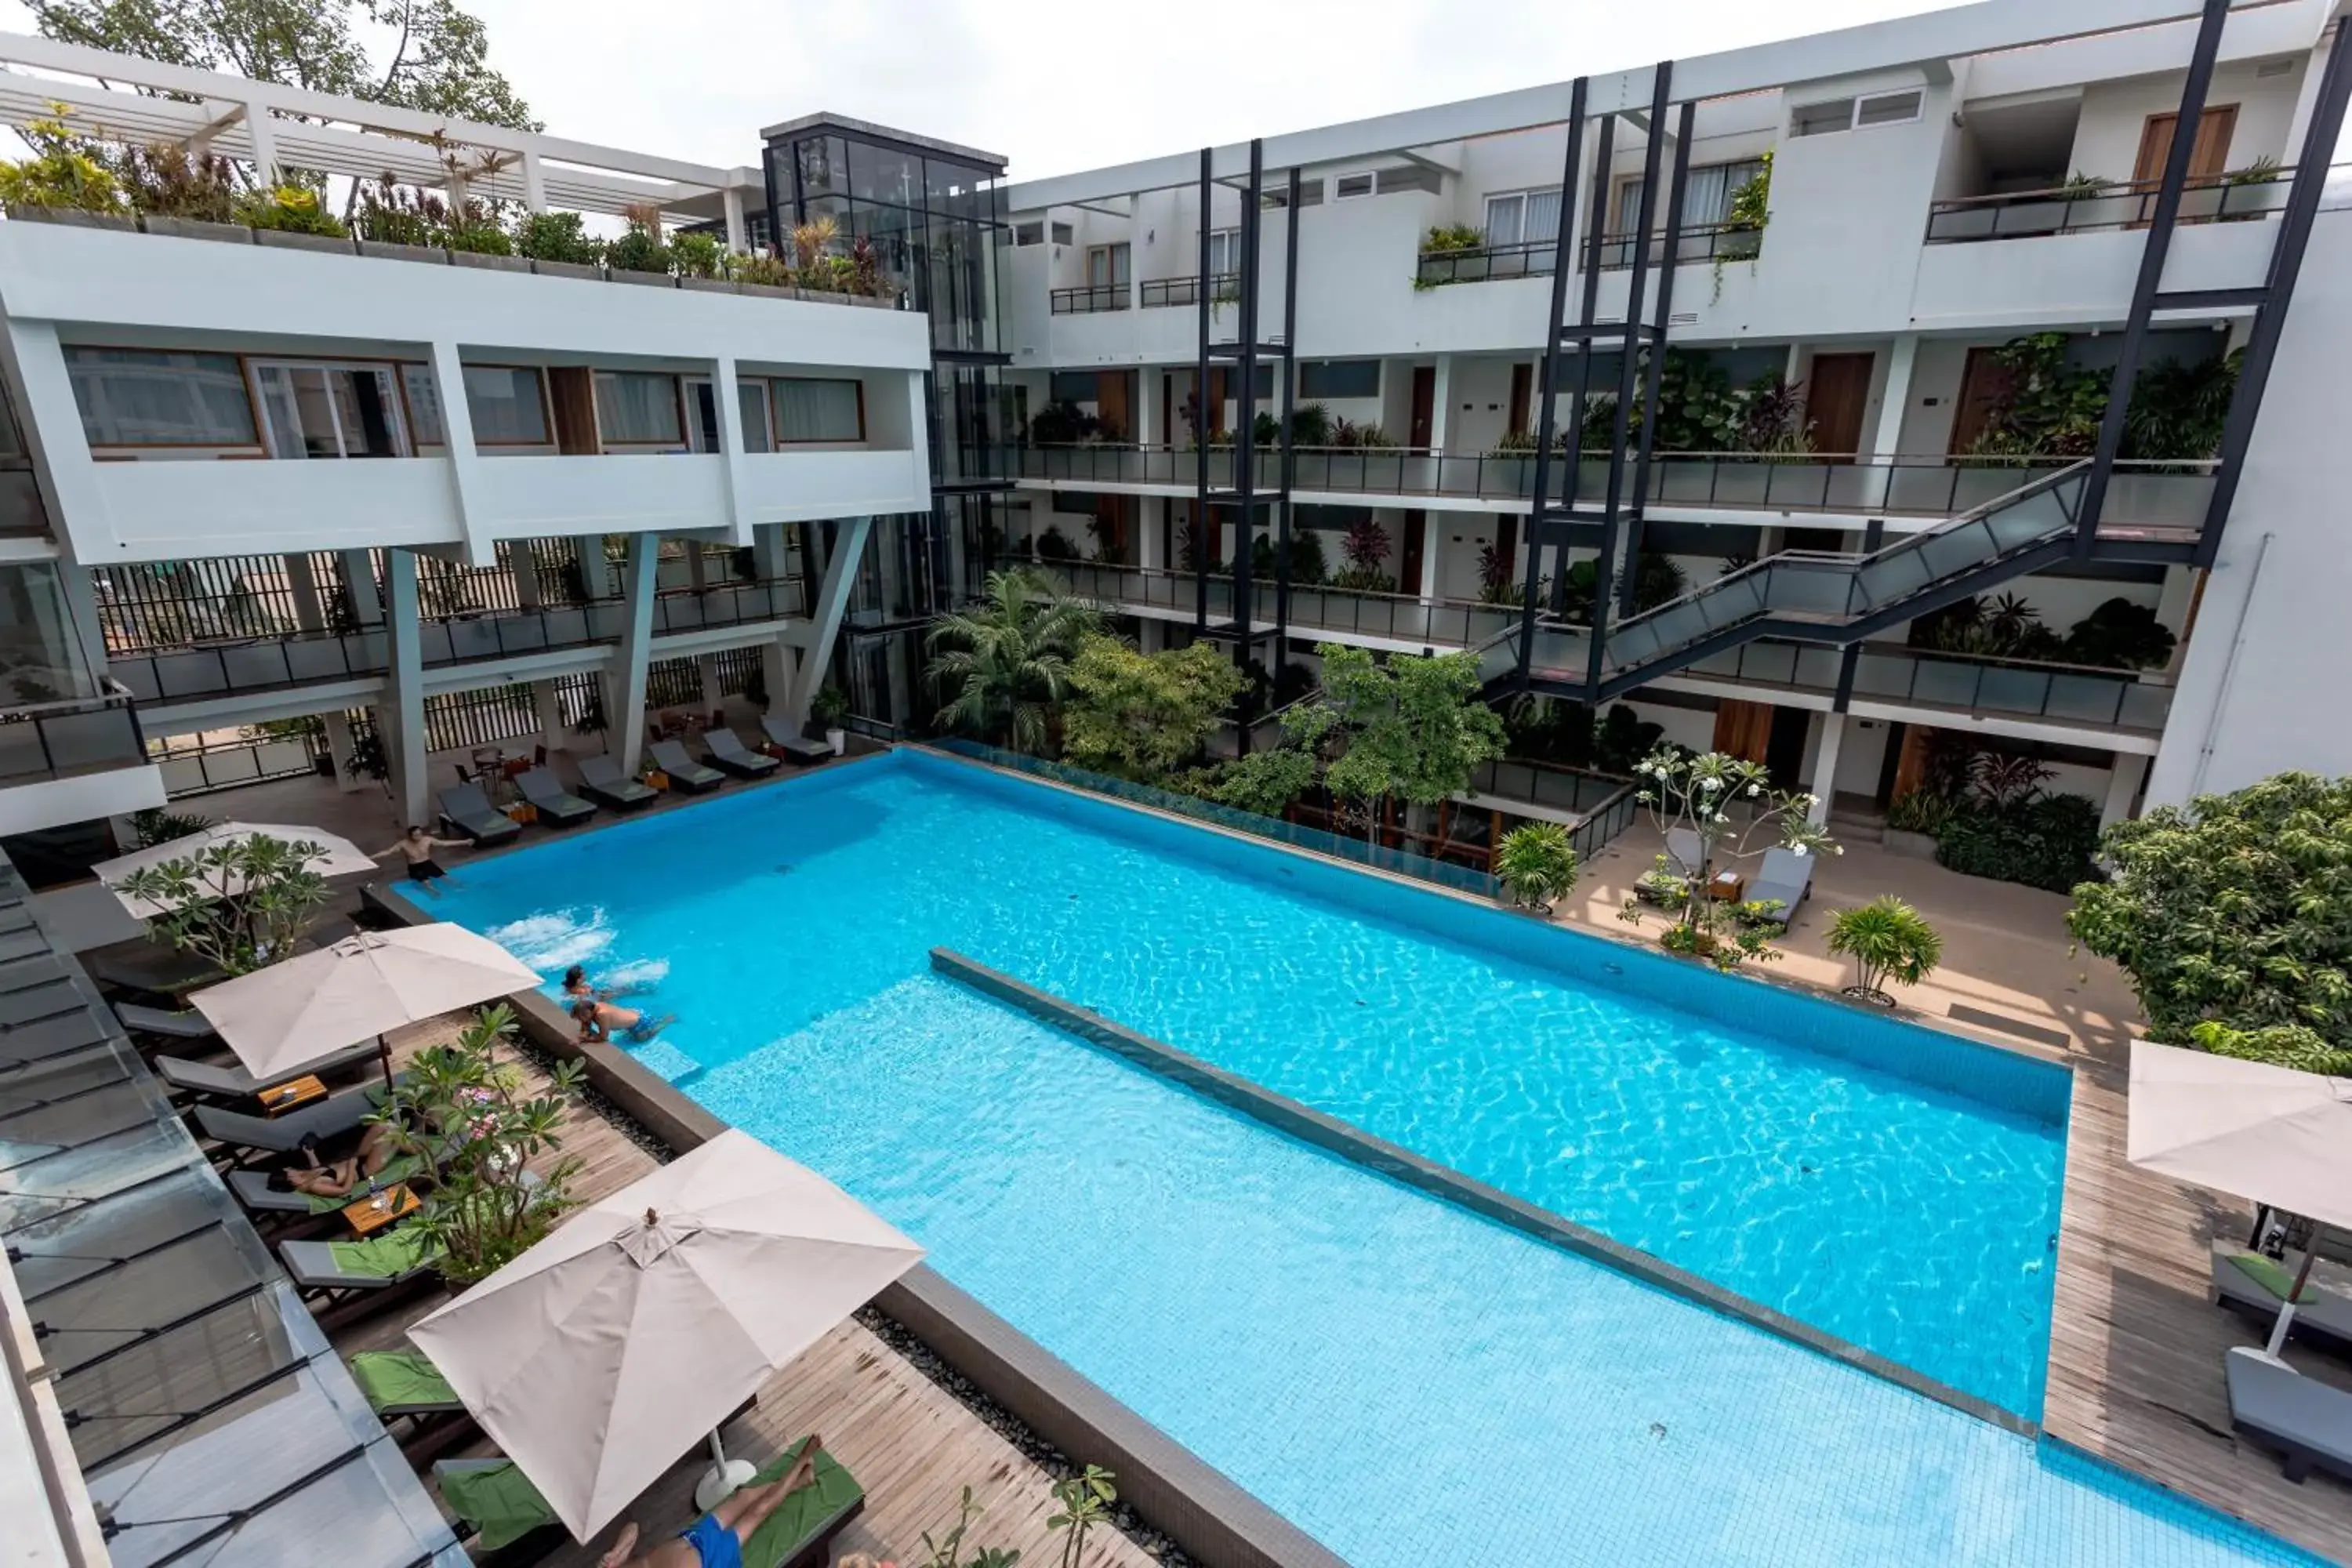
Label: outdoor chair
xmin=280 ymin=1225 xmax=444 ymax=1330
xmin=225 ymin=1152 xmax=425 ymax=1221
xmin=760 ymin=715 xmax=833 ymax=764
xmin=515 ymin=767 xmax=597 ymax=826
xmin=1664 ymin=828 xmax=1706 ymax=879
xmin=1744 ymin=847 xmax=1817 ymax=929
xmin=577 ymin=754 xmax=659 ymax=811
xmin=703 ymin=728 xmax=781 ymax=779
xmin=154 ymin=1039 xmax=381 ymax=1102
xmin=2212 ymin=1243 xmax=2352 ymax=1357
xmin=115 ymin=1001 xmax=217 ymax=1040
xmin=348 ymin=1347 xmax=479 ymax=1462
xmin=194 ymin=1086 xmax=383 ymax=1162
xmin=438 ymin=782 xmax=522 ymax=846
xmin=648 ymin=739 xmax=724 ymax=793
xmin=2225 ymin=1345 xmax=2352 ymax=1483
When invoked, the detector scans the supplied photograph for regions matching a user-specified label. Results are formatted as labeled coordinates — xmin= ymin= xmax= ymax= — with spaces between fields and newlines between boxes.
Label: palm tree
xmin=925 ymin=569 xmax=1098 ymax=753
xmin=1826 ymin=896 xmax=1944 ymax=1006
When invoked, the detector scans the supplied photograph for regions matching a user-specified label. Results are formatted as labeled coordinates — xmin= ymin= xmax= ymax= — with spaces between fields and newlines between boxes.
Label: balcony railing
xmin=0 ymin=684 xmax=147 ymax=784
xmin=1681 ymin=637 xmax=2173 ymax=733
xmin=1414 ymin=239 xmax=1555 ymax=287
xmin=1923 ymin=169 xmax=2296 ymax=243
xmin=108 ymin=580 xmax=803 ymax=705
xmin=1049 ymin=561 xmax=1513 ymax=648
xmin=1580 ymin=221 xmax=1761 ymax=272
xmin=1416 ymin=223 xmax=1763 ymax=285
xmin=1139 ymin=273 xmax=1240 ymax=309
xmin=1467 ymin=757 xmax=1632 ymax=817
xmin=1011 ymin=443 xmax=2216 ymax=532
xmin=1049 ymin=283 xmax=1131 ymax=315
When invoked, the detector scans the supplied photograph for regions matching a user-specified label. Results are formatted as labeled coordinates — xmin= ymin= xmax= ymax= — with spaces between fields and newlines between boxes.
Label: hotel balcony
xmin=0 ymin=684 xmax=165 ymax=833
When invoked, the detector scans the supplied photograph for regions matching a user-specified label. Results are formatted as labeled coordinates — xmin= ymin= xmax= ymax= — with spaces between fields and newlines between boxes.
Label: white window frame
xmin=1791 ymin=88 xmax=1923 ymax=138
xmin=1483 ymin=188 xmax=1563 ymax=249
xmin=1206 ymin=227 xmax=1241 ymax=276
xmin=1334 ymin=172 xmax=1374 ymax=200
xmin=682 ymin=376 xmax=774 ymax=455
xmin=249 ymin=359 xmax=412 ymax=460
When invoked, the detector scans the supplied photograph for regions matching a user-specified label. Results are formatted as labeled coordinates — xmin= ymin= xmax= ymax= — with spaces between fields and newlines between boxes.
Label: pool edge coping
xmin=928 ymin=944 xmax=2043 ymax=1443
xmin=359 ymin=881 xmax=1356 ymax=1568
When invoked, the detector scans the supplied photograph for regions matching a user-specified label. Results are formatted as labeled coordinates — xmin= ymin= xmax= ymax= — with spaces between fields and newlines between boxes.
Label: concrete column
xmin=1428 ymin=356 xmax=1453 ymax=452
xmin=610 ymin=534 xmax=659 ymax=775
xmin=521 ymin=150 xmax=546 ymax=212
xmin=784 ymin=516 xmax=877 ymax=724
xmin=382 ymin=550 xmax=430 ymax=829
xmin=2100 ymin=753 xmax=2151 ymax=833
xmin=698 ymin=655 xmax=725 ymax=717
xmin=723 ymin=187 xmax=747 ymax=254
xmin=339 ymin=552 xmax=383 ymax=624
xmin=1135 ymin=369 xmax=1160 ymax=453
xmin=711 ymin=358 xmax=754 ymax=545
xmin=1138 ymin=496 xmax=1166 ymax=571
xmin=426 ymin=341 xmax=492 ymax=564
xmin=1806 ymin=710 xmax=1847 ymax=826
xmin=1869 ymin=333 xmax=1920 ymax=459
xmin=244 ymin=100 xmax=278 ymax=187
xmin=753 ymin=522 xmax=796 ymax=714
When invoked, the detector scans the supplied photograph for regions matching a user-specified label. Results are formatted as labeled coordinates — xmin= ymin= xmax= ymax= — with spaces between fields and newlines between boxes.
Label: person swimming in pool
xmin=562 ymin=964 xmax=652 ymax=1005
xmin=572 ymin=997 xmax=676 ymax=1046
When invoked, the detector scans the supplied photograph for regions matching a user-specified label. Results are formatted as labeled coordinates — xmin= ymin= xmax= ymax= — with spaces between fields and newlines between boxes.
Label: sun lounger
xmin=433 ymin=1458 xmax=571 ymax=1563
xmin=281 ymin=1225 xmax=443 ymax=1328
xmin=1664 ymin=827 xmax=1706 ymax=879
xmin=648 ymin=739 xmax=724 ymax=793
xmin=2212 ymin=1243 xmax=2352 ymax=1356
xmin=115 ymin=1001 xmax=217 ymax=1040
xmin=576 ymin=754 xmax=658 ymax=811
xmin=227 ymin=1151 xmax=427 ymax=1216
xmin=350 ymin=1347 xmax=480 ymax=1461
xmin=514 ymin=767 xmax=597 ymax=826
xmin=437 ymin=782 xmax=522 ymax=846
xmin=1744 ymin=846 xmax=1817 ymax=928
xmin=154 ymin=1040 xmax=381 ymax=1102
xmin=760 ymin=715 xmax=833 ymax=764
xmin=704 ymin=728 xmax=781 ymax=779
xmin=194 ymin=1086 xmax=381 ymax=1160
xmin=2225 ymin=1345 xmax=2352 ymax=1483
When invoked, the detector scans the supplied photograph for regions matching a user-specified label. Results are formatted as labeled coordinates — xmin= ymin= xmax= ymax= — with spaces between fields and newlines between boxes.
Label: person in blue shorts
xmin=572 ymin=997 xmax=676 ymax=1046
xmin=594 ymin=1439 xmax=822 ymax=1568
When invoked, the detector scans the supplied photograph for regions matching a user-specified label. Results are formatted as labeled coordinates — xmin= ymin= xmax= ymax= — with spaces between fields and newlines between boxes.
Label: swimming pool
xmin=411 ymin=752 xmax=2322 ymax=1566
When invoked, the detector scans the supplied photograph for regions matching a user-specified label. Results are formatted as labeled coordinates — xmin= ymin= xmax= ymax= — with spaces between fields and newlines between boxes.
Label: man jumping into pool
xmin=372 ymin=826 xmax=469 ymax=898
xmin=572 ymin=996 xmax=677 ymax=1045
xmin=595 ymin=1437 xmax=824 ymax=1568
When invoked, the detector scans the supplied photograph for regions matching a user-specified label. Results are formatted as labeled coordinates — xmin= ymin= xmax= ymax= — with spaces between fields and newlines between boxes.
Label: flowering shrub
xmin=1616 ymin=749 xmax=1838 ymax=971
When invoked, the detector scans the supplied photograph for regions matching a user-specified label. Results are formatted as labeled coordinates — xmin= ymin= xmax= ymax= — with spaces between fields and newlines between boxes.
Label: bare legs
xmin=593 ymin=1438 xmax=823 ymax=1568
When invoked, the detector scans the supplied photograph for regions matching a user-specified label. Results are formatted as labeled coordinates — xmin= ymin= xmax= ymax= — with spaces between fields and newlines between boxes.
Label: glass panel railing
xmin=0 ymin=689 xmax=148 ymax=783
xmin=1925 ymin=169 xmax=2296 ymax=242
xmin=1468 ymin=758 xmax=1629 ymax=815
xmin=110 ymin=631 xmax=389 ymax=702
xmin=1846 ymin=644 xmax=2167 ymax=730
xmin=652 ymin=579 xmax=804 ymax=633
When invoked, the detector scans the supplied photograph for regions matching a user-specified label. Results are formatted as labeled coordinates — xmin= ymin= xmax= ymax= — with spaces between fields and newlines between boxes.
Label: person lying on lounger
xmin=372 ymin=827 xmax=469 ymax=897
xmin=572 ymin=997 xmax=677 ymax=1046
xmin=595 ymin=1438 xmax=823 ymax=1568
xmin=268 ymin=1123 xmax=399 ymax=1199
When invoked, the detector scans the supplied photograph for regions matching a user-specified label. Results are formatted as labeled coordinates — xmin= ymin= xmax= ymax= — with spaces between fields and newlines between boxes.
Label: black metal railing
xmin=0 ymin=685 xmax=147 ymax=784
xmin=1679 ymin=637 xmax=2175 ymax=731
xmin=1468 ymin=758 xmax=1632 ymax=818
xmin=1580 ymin=221 xmax=1761 ymax=272
xmin=1048 ymin=283 xmax=1132 ymax=315
xmin=1138 ymin=273 xmax=1240 ymax=309
xmin=1567 ymin=781 xmax=1642 ymax=864
xmin=109 ymin=628 xmax=390 ymax=703
xmin=1924 ymin=168 xmax=2296 ymax=243
xmin=1049 ymin=561 xmax=1511 ymax=649
xmin=1414 ymin=239 xmax=1556 ymax=287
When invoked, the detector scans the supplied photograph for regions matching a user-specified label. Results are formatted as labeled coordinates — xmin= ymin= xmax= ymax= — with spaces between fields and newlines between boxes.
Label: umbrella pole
xmin=2264 ymin=1248 xmax=2318 ymax=1359
xmin=693 ymin=1428 xmax=756 ymax=1513
xmin=377 ymin=1033 xmax=394 ymax=1094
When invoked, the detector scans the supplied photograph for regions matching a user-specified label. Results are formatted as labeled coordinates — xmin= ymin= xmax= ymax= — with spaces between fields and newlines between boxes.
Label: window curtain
xmin=1618 ymin=160 xmax=1764 ymax=233
xmin=464 ymin=367 xmax=550 ymax=445
xmin=66 ymin=349 xmax=256 ymax=446
xmin=774 ymin=379 xmax=862 ymax=443
xmin=594 ymin=372 xmax=682 ymax=445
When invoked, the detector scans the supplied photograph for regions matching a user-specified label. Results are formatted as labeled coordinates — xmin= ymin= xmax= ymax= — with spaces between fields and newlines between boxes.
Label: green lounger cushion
xmin=740 ymin=1439 xmax=863 ymax=1568
xmin=439 ymin=1461 xmax=554 ymax=1551
xmin=350 ymin=1348 xmax=458 ymax=1414
xmin=326 ymin=1224 xmax=440 ymax=1279
xmin=2230 ymin=1250 xmax=2303 ymax=1301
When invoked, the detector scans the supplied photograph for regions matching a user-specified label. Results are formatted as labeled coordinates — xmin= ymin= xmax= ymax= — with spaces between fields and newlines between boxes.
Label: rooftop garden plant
xmin=605 ymin=203 xmax=675 ymax=275
xmin=670 ymin=229 xmax=725 ymax=278
xmin=1616 ymin=748 xmax=1838 ymax=971
xmin=0 ymin=106 xmax=125 ymax=216
xmin=1827 ymin=895 xmax=1944 ymax=1007
xmin=513 ymin=209 xmax=603 ymax=265
xmin=237 ymin=183 xmax=349 ymax=237
xmin=122 ymin=140 xmax=237 ymax=222
xmin=2068 ymin=771 xmax=2352 ymax=1074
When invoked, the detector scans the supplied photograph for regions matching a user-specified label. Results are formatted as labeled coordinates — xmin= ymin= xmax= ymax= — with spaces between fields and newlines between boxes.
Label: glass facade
xmin=762 ymin=118 xmax=1014 ymax=729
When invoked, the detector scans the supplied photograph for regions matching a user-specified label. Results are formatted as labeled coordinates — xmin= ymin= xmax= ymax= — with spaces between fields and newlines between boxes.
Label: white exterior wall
xmin=2064 ymin=57 xmax=2307 ymax=180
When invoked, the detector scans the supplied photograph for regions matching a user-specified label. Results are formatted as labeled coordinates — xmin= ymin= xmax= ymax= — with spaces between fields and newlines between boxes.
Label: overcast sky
xmin=0 ymin=0 xmax=1961 ymax=180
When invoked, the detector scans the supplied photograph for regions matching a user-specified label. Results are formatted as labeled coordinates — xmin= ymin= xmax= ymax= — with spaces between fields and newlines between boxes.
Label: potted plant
xmin=605 ymin=203 xmax=676 ymax=286
xmin=238 ymin=184 xmax=353 ymax=253
xmin=811 ymin=685 xmax=851 ymax=755
xmin=446 ymin=211 xmax=527 ymax=271
xmin=0 ymin=107 xmax=133 ymax=230
xmin=123 ymin=140 xmax=245 ymax=243
xmin=1825 ymin=895 xmax=1944 ymax=1007
xmin=733 ymin=250 xmax=796 ymax=299
xmin=514 ymin=210 xmax=604 ymax=279
xmin=354 ymin=177 xmax=450 ymax=263
xmin=673 ymin=230 xmax=735 ymax=293
xmin=1494 ymin=822 xmax=1578 ymax=914
xmin=111 ymin=834 xmax=332 ymax=977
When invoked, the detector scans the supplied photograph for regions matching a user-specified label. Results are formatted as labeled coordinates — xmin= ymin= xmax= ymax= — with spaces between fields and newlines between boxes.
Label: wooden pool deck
xmin=332 ymin=1016 xmax=1158 ymax=1568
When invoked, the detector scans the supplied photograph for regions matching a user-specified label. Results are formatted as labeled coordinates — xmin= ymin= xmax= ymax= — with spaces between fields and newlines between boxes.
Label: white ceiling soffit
xmin=1003 ymin=0 xmax=2310 ymax=210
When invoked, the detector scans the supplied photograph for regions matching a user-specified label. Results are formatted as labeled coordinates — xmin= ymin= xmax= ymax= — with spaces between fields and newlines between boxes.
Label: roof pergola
xmin=0 ymin=30 xmax=761 ymax=229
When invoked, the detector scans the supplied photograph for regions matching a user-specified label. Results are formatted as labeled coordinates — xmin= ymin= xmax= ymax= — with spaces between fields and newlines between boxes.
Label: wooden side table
xmin=1708 ymin=871 xmax=1748 ymax=902
xmin=256 ymin=1074 xmax=327 ymax=1116
xmin=342 ymin=1183 xmax=421 ymax=1236
xmin=646 ymin=770 xmax=671 ymax=790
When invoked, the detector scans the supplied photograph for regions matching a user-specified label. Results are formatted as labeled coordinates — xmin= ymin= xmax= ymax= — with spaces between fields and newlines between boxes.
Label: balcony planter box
xmin=450 ymin=249 xmax=530 ymax=274
xmin=1885 ymin=828 xmax=1939 ymax=861
xmin=356 ymin=239 xmax=448 ymax=264
xmin=10 ymin=206 xmax=136 ymax=231
xmin=254 ymin=228 xmax=355 ymax=255
xmin=140 ymin=215 xmax=251 ymax=245
xmin=530 ymin=257 xmax=601 ymax=281
xmin=608 ymin=267 xmax=675 ymax=288
xmin=679 ymin=277 xmax=739 ymax=295
xmin=736 ymin=281 xmax=795 ymax=300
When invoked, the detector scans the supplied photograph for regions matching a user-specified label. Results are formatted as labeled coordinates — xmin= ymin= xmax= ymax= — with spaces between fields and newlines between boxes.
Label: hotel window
xmin=686 ymin=379 xmax=774 ymax=454
xmin=399 ymin=365 xmax=446 ymax=446
xmin=64 ymin=348 xmax=258 ymax=447
xmin=1615 ymin=158 xmax=1768 ymax=233
xmin=251 ymin=362 xmax=408 ymax=459
xmin=1791 ymin=91 xmax=1919 ymax=138
xmin=1013 ymin=220 xmax=1044 ymax=246
xmin=1050 ymin=221 xmax=1074 ymax=245
xmin=1086 ymin=242 xmax=1131 ymax=289
xmin=1334 ymin=172 xmax=1374 ymax=199
xmin=774 ymin=378 xmax=864 ymax=444
xmin=1207 ymin=227 xmax=1241 ymax=275
xmin=593 ymin=372 xmax=684 ymax=447
xmin=465 ymin=367 xmax=550 ymax=445
xmin=1483 ymin=189 xmax=1563 ymax=249
xmin=1298 ymin=360 xmax=1381 ymax=400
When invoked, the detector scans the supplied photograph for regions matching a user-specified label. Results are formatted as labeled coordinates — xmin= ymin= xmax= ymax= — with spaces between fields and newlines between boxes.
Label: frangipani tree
xmin=1621 ymin=749 xmax=1838 ymax=968
xmin=114 ymin=836 xmax=330 ymax=977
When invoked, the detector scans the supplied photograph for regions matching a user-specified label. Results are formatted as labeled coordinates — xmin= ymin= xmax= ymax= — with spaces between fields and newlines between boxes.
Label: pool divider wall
xmin=929 ymin=944 xmax=2044 ymax=1442
xmin=359 ymin=883 xmax=1352 ymax=1568
xmin=906 ymin=746 xmax=2074 ymax=1124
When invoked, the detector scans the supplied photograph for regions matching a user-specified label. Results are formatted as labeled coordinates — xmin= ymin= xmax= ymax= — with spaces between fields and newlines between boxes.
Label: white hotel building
xmin=0 ymin=0 xmax=2343 ymax=855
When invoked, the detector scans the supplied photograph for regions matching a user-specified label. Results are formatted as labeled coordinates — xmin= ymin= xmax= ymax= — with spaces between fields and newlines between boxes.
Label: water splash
xmin=487 ymin=909 xmax=615 ymax=974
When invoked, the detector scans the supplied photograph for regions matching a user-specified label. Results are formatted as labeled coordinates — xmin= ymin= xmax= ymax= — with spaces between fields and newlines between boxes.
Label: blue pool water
xmin=412 ymin=753 xmax=2318 ymax=1566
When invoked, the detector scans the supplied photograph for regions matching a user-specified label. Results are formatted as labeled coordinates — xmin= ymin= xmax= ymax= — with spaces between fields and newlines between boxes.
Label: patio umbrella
xmin=2126 ymin=1040 xmax=2352 ymax=1355
xmin=405 ymin=1129 xmax=924 ymax=1542
xmin=97 ymin=822 xmax=379 ymax=919
xmin=190 ymin=924 xmax=540 ymax=1088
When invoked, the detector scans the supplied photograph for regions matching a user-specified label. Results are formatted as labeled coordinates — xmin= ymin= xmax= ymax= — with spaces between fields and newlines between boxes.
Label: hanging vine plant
xmin=1711 ymin=151 xmax=1771 ymax=304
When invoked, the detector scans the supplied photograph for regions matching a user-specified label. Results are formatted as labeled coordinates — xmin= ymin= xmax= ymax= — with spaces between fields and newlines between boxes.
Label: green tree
xmin=924 ymin=568 xmax=1098 ymax=754
xmin=111 ymin=834 xmax=329 ymax=976
xmin=1315 ymin=642 xmax=1506 ymax=840
xmin=1617 ymin=749 xmax=1837 ymax=971
xmin=1494 ymin=822 xmax=1579 ymax=913
xmin=2067 ymin=771 xmax=2352 ymax=1066
xmin=1826 ymin=896 xmax=1944 ymax=1005
xmin=1207 ymin=746 xmax=1321 ymax=818
xmin=30 ymin=1 xmax=539 ymax=130
xmin=1062 ymin=633 xmax=1244 ymax=782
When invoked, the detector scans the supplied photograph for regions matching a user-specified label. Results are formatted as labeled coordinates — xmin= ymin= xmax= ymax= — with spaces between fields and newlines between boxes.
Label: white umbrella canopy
xmin=405 ymin=1129 xmax=924 ymax=1542
xmin=191 ymin=924 xmax=541 ymax=1084
xmin=97 ymin=822 xmax=379 ymax=919
xmin=2128 ymin=1040 xmax=2352 ymax=1354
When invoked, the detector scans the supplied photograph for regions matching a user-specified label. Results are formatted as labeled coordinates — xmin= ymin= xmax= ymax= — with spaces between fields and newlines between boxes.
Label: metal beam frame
xmin=1274 ymin=165 xmax=1302 ymax=679
xmin=1229 ymin=139 xmax=1265 ymax=673
xmin=1193 ymin=148 xmax=1214 ymax=633
xmin=1519 ymin=75 xmax=1587 ymax=675
xmin=1617 ymin=93 xmax=1696 ymax=621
